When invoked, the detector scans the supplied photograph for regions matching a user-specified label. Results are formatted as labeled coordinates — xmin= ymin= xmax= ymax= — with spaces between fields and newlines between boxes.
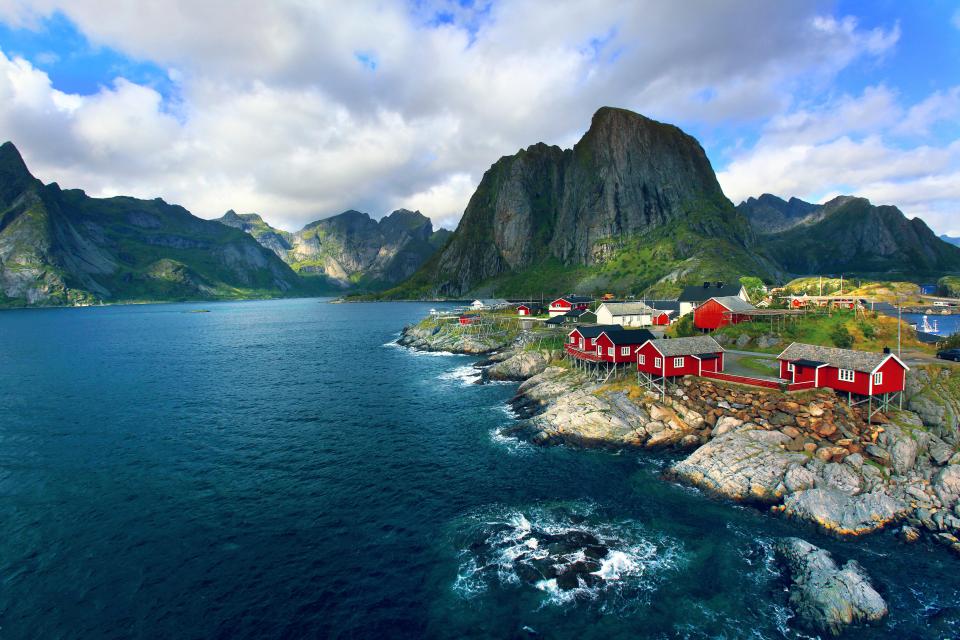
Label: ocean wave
xmin=451 ymin=503 xmax=683 ymax=609
xmin=488 ymin=427 xmax=535 ymax=456
xmin=437 ymin=365 xmax=481 ymax=386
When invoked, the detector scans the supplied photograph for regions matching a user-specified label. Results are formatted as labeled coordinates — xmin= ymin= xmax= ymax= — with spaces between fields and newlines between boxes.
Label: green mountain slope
xmin=0 ymin=141 xmax=326 ymax=307
xmin=383 ymin=107 xmax=778 ymax=298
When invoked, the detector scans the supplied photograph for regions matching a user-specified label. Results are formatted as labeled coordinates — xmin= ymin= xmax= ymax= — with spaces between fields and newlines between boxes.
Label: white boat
xmin=920 ymin=315 xmax=940 ymax=334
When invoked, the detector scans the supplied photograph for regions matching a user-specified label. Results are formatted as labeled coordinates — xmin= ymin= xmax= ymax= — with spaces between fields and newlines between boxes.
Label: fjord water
xmin=0 ymin=299 xmax=956 ymax=639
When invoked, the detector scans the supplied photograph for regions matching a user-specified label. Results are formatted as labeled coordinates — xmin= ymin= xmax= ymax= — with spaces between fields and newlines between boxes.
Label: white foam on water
xmin=438 ymin=365 xmax=481 ymax=386
xmin=488 ymin=428 xmax=535 ymax=456
xmin=453 ymin=503 xmax=683 ymax=611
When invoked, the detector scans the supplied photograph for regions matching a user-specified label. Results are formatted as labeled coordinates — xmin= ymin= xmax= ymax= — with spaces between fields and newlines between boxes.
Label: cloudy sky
xmin=0 ymin=1 xmax=958 ymax=235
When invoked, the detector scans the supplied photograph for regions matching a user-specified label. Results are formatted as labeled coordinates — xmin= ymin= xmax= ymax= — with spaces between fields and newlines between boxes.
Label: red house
xmin=694 ymin=296 xmax=756 ymax=331
xmin=565 ymin=324 xmax=622 ymax=360
xmin=594 ymin=329 xmax=656 ymax=363
xmin=517 ymin=304 xmax=544 ymax=316
xmin=635 ymin=336 xmax=725 ymax=378
xmin=550 ymin=295 xmax=593 ymax=317
xmin=459 ymin=314 xmax=479 ymax=325
xmin=777 ymin=343 xmax=909 ymax=396
xmin=651 ymin=311 xmax=673 ymax=326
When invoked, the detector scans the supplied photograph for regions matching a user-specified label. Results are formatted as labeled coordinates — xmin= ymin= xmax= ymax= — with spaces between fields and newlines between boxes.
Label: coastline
xmin=398 ymin=318 xmax=960 ymax=546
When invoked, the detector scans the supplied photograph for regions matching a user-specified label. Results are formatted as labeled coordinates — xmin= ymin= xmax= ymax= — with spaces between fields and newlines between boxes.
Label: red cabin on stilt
xmin=694 ymin=296 xmax=756 ymax=331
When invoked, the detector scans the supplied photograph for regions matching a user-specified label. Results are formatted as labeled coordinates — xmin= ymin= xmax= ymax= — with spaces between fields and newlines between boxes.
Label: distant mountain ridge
xmin=940 ymin=234 xmax=960 ymax=247
xmin=0 ymin=141 xmax=322 ymax=307
xmin=218 ymin=208 xmax=451 ymax=289
xmin=385 ymin=107 xmax=778 ymax=298
xmin=738 ymin=194 xmax=960 ymax=277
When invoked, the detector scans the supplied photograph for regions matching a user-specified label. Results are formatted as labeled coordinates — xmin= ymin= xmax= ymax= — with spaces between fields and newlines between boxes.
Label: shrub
xmin=860 ymin=323 xmax=876 ymax=339
xmin=831 ymin=325 xmax=854 ymax=349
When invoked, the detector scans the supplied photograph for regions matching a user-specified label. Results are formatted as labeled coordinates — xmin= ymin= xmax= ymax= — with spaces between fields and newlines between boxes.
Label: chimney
xmin=883 ymin=347 xmax=891 ymax=354
xmin=703 ymin=282 xmax=710 ymax=288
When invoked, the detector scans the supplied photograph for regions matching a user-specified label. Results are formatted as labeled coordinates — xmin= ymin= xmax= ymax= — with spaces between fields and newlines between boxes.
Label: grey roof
xmin=600 ymin=328 xmax=656 ymax=345
xmin=473 ymin=298 xmax=509 ymax=307
xmin=545 ymin=316 xmax=565 ymax=325
xmin=569 ymin=324 xmax=623 ymax=338
xmin=565 ymin=308 xmax=590 ymax=317
xmin=646 ymin=300 xmax=681 ymax=313
xmin=777 ymin=342 xmax=906 ymax=373
xmin=678 ymin=283 xmax=744 ymax=303
xmin=597 ymin=302 xmax=656 ymax=316
xmin=709 ymin=296 xmax=756 ymax=313
xmin=644 ymin=335 xmax=724 ymax=357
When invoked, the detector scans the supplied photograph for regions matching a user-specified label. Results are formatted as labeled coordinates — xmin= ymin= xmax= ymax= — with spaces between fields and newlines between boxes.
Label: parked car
xmin=936 ymin=348 xmax=960 ymax=361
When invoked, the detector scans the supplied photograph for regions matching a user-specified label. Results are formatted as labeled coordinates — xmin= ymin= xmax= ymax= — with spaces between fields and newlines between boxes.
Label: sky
xmin=0 ymin=1 xmax=958 ymax=235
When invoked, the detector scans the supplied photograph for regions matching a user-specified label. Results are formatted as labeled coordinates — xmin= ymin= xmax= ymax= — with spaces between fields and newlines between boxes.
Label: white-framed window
xmin=579 ymin=339 xmax=584 ymax=349
xmin=607 ymin=347 xmax=614 ymax=356
xmin=655 ymin=357 xmax=662 ymax=368
xmin=674 ymin=357 xmax=684 ymax=368
xmin=873 ymin=372 xmax=883 ymax=385
xmin=787 ymin=362 xmax=794 ymax=373
xmin=639 ymin=354 xmax=646 ymax=365
xmin=597 ymin=346 xmax=603 ymax=356
xmin=838 ymin=369 xmax=855 ymax=383
xmin=621 ymin=347 xmax=630 ymax=356
xmin=569 ymin=336 xmax=576 ymax=344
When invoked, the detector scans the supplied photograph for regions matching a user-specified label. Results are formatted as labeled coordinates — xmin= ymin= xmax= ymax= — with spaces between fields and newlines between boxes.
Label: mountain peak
xmin=0 ymin=141 xmax=39 ymax=206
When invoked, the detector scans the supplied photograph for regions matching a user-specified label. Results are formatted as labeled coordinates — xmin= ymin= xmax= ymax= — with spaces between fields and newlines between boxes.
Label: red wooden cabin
xmin=777 ymin=343 xmax=909 ymax=395
xmin=635 ymin=336 xmax=725 ymax=378
xmin=565 ymin=324 xmax=622 ymax=360
xmin=594 ymin=329 xmax=656 ymax=363
xmin=694 ymin=296 xmax=756 ymax=331
xmin=651 ymin=311 xmax=673 ymax=326
xmin=517 ymin=304 xmax=544 ymax=316
xmin=550 ymin=295 xmax=593 ymax=317
xmin=459 ymin=314 xmax=479 ymax=325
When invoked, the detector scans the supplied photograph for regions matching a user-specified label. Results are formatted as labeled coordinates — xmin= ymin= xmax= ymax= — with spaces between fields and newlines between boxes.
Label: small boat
xmin=920 ymin=315 xmax=940 ymax=334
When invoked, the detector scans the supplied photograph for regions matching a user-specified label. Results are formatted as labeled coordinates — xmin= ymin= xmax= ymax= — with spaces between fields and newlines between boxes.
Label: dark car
xmin=936 ymin=348 xmax=960 ymax=361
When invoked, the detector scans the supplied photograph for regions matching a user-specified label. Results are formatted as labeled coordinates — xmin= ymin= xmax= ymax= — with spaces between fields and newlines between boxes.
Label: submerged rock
xmin=774 ymin=537 xmax=887 ymax=636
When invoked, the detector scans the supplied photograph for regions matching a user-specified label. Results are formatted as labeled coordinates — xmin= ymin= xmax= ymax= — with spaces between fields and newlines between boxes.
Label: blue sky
xmin=0 ymin=1 xmax=958 ymax=234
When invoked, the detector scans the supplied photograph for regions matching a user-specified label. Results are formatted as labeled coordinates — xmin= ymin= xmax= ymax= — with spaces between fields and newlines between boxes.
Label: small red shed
xmin=635 ymin=335 xmax=725 ymax=378
xmin=694 ymin=296 xmax=756 ymax=331
xmin=777 ymin=343 xmax=909 ymax=395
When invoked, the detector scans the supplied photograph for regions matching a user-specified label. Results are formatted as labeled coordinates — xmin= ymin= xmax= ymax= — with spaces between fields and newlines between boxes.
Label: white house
xmin=470 ymin=298 xmax=509 ymax=310
xmin=676 ymin=282 xmax=749 ymax=317
xmin=595 ymin=301 xmax=657 ymax=327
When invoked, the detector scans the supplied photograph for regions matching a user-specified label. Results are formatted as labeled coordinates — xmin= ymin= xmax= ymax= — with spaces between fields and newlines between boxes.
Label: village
xmin=437 ymin=279 xmax=948 ymax=421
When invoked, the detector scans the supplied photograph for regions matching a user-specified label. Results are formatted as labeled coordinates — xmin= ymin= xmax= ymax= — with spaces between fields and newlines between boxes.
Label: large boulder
xmin=774 ymin=537 xmax=887 ymax=636
xmin=782 ymin=487 xmax=907 ymax=534
xmin=671 ymin=428 xmax=807 ymax=503
xmin=483 ymin=351 xmax=548 ymax=381
xmin=933 ymin=465 xmax=960 ymax=505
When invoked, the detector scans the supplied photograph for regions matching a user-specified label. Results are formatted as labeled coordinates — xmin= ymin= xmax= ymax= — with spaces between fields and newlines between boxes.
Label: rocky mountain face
xmin=0 ymin=142 xmax=309 ymax=307
xmin=388 ymin=107 xmax=776 ymax=298
xmin=736 ymin=193 xmax=823 ymax=234
xmin=219 ymin=207 xmax=451 ymax=289
xmin=744 ymin=195 xmax=960 ymax=277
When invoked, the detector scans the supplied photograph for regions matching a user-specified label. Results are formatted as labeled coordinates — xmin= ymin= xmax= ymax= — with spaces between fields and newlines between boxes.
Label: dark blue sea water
xmin=0 ymin=298 xmax=957 ymax=639
xmin=902 ymin=312 xmax=960 ymax=337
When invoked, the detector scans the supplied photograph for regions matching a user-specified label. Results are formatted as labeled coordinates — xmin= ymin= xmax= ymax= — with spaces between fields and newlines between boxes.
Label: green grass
xmin=709 ymin=310 xmax=930 ymax=354
xmin=738 ymin=356 xmax=780 ymax=375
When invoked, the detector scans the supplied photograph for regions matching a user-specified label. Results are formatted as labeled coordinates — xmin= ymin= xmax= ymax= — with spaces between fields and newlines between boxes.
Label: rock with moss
xmin=774 ymin=537 xmax=887 ymax=636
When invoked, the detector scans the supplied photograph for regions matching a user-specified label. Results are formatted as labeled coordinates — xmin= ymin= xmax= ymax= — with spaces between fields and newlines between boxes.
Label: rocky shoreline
xmin=398 ymin=319 xmax=960 ymax=632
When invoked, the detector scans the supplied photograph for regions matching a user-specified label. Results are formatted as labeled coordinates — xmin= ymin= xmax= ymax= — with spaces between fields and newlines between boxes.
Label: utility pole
xmin=897 ymin=295 xmax=902 ymax=359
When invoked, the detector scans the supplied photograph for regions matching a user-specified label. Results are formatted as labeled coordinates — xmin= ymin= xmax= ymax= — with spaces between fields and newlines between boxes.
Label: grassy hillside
xmin=783 ymin=278 xmax=924 ymax=303
xmin=686 ymin=310 xmax=928 ymax=354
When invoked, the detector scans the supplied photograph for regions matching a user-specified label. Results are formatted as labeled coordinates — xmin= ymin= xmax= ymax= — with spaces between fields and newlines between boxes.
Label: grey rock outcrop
xmin=774 ymin=537 xmax=887 ymax=636
xmin=782 ymin=488 xmax=907 ymax=535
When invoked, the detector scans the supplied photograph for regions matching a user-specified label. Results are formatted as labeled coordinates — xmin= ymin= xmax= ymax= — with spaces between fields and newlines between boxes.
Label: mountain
xmin=0 ymin=141 xmax=318 ymax=307
xmin=385 ymin=107 xmax=777 ymax=298
xmin=940 ymin=234 xmax=960 ymax=247
xmin=736 ymin=193 xmax=823 ymax=234
xmin=755 ymin=196 xmax=960 ymax=277
xmin=218 ymin=207 xmax=451 ymax=289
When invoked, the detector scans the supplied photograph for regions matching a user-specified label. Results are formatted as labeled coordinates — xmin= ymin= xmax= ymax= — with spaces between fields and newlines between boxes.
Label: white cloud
xmin=717 ymin=86 xmax=960 ymax=235
xmin=0 ymin=1 xmax=901 ymax=231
